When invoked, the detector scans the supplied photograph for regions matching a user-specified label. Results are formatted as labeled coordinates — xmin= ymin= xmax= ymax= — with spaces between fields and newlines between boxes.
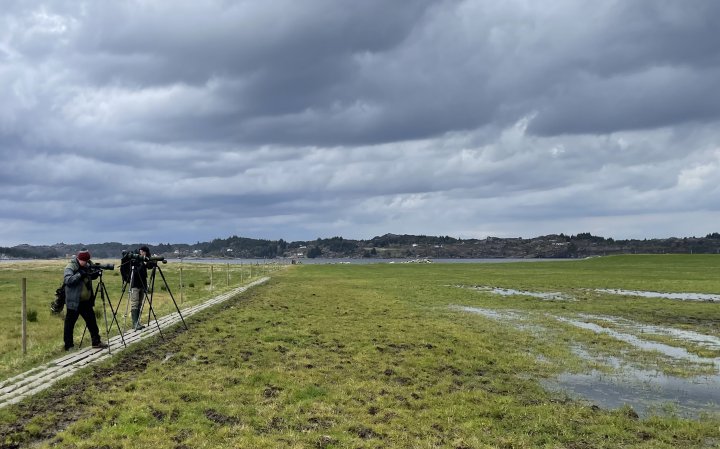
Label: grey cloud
xmin=528 ymin=67 xmax=720 ymax=136
xmin=2 ymin=0 xmax=720 ymax=246
xmin=11 ymin=0 xmax=718 ymax=147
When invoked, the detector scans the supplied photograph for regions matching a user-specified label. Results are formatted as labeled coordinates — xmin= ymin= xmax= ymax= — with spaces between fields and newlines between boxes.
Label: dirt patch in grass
xmin=204 ymin=408 xmax=241 ymax=426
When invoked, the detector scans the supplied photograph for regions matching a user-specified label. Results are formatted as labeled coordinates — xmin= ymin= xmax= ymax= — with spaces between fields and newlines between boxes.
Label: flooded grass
xmin=455 ymin=305 xmax=720 ymax=418
xmin=546 ymin=365 xmax=720 ymax=419
xmin=452 ymin=255 xmax=720 ymax=421
xmin=455 ymin=284 xmax=574 ymax=301
xmin=576 ymin=314 xmax=720 ymax=358
xmin=594 ymin=288 xmax=720 ymax=302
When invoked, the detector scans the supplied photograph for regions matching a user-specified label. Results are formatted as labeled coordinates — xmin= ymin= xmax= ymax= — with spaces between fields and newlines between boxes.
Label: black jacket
xmin=130 ymin=261 xmax=151 ymax=289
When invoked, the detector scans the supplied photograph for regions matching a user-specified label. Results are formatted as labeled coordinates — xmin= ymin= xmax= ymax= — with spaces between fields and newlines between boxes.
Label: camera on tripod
xmin=120 ymin=249 xmax=166 ymax=284
xmin=121 ymin=250 xmax=166 ymax=264
xmin=89 ymin=262 xmax=115 ymax=275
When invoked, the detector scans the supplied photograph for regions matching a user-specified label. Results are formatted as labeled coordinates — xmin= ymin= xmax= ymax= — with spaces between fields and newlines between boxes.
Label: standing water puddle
xmin=546 ymin=365 xmax=720 ymax=418
xmin=543 ymin=347 xmax=720 ymax=418
xmin=458 ymin=285 xmax=572 ymax=301
xmin=454 ymin=305 xmax=720 ymax=418
xmin=451 ymin=305 xmax=525 ymax=321
xmin=594 ymin=288 xmax=720 ymax=302
xmin=554 ymin=316 xmax=720 ymax=417
xmin=575 ymin=314 xmax=720 ymax=352
xmin=556 ymin=316 xmax=720 ymax=369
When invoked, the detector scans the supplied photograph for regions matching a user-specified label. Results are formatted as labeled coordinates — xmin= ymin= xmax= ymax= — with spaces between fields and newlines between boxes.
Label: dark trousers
xmin=64 ymin=301 xmax=101 ymax=349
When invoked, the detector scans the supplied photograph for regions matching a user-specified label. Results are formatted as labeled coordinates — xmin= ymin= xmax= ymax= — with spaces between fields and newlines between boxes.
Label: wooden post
xmin=21 ymin=278 xmax=27 ymax=355
xmin=210 ymin=265 xmax=214 ymax=291
xmin=179 ymin=266 xmax=184 ymax=304
xmin=226 ymin=263 xmax=230 ymax=286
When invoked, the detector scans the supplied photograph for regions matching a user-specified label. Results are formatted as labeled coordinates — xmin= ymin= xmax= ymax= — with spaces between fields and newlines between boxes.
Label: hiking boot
xmin=131 ymin=308 xmax=145 ymax=331
xmin=64 ymin=345 xmax=76 ymax=352
xmin=92 ymin=341 xmax=109 ymax=349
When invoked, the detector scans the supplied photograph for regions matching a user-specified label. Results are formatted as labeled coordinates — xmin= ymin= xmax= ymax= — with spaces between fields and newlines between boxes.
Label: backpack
xmin=120 ymin=252 xmax=132 ymax=283
xmin=50 ymin=283 xmax=66 ymax=314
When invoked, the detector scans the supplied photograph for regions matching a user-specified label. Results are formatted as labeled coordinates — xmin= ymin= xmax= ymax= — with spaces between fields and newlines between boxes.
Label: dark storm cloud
xmin=520 ymin=1 xmax=720 ymax=135
xmin=1 ymin=0 xmax=720 ymax=246
xmin=528 ymin=66 xmax=720 ymax=136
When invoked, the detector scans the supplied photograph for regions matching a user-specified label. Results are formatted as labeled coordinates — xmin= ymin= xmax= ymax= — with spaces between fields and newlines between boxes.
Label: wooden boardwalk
xmin=0 ymin=277 xmax=270 ymax=409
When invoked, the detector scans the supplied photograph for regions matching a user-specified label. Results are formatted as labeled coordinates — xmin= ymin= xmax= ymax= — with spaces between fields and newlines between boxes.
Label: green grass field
xmin=1 ymin=255 xmax=719 ymax=448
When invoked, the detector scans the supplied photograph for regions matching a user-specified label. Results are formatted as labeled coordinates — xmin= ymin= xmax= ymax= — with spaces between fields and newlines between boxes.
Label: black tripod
xmin=80 ymin=270 xmax=127 ymax=352
xmin=113 ymin=259 xmax=158 ymax=334
xmin=139 ymin=263 xmax=188 ymax=337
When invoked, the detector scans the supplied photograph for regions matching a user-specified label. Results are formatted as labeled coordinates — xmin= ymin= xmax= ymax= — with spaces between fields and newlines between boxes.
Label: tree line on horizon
xmin=3 ymin=232 xmax=720 ymax=260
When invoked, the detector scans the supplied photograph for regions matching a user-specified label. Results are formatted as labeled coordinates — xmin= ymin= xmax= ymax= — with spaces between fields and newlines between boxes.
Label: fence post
xmin=210 ymin=265 xmax=214 ymax=291
xmin=226 ymin=263 xmax=230 ymax=287
xmin=179 ymin=265 xmax=184 ymax=304
xmin=21 ymin=278 xmax=27 ymax=355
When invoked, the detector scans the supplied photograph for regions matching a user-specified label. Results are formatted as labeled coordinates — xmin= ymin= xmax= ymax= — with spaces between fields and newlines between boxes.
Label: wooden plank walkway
xmin=0 ymin=277 xmax=270 ymax=409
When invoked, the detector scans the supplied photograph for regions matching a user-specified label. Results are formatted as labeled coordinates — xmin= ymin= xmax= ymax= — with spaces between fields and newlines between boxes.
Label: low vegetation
xmin=1 ymin=255 xmax=719 ymax=448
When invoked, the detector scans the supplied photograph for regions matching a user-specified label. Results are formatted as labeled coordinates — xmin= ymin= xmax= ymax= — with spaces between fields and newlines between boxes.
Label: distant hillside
xmin=2 ymin=232 xmax=720 ymax=260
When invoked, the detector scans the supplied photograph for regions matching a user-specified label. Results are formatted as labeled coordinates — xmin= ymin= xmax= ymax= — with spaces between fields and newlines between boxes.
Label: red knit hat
xmin=77 ymin=250 xmax=91 ymax=261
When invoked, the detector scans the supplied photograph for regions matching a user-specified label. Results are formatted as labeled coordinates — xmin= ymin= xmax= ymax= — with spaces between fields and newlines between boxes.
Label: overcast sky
xmin=2 ymin=1 xmax=719 ymax=246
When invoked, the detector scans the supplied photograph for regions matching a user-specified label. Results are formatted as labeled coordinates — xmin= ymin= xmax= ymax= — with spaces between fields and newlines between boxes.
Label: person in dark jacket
xmin=129 ymin=245 xmax=155 ymax=330
xmin=63 ymin=250 xmax=108 ymax=351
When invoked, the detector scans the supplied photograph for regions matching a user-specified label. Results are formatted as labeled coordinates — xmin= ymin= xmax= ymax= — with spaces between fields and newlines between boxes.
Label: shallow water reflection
xmin=454 ymin=305 xmax=720 ymax=418
xmin=461 ymin=285 xmax=572 ymax=301
xmin=594 ymin=288 xmax=720 ymax=302
xmin=556 ymin=317 xmax=719 ymax=370
xmin=576 ymin=314 xmax=720 ymax=352
xmin=543 ymin=365 xmax=720 ymax=418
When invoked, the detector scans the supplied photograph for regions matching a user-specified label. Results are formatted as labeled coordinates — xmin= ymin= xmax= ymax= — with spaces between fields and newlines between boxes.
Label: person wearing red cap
xmin=62 ymin=249 xmax=108 ymax=351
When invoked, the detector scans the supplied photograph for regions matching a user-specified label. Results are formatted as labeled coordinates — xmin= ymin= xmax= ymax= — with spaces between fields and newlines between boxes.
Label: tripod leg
xmin=80 ymin=281 xmax=102 ymax=348
xmin=145 ymin=273 xmax=152 ymax=326
xmin=110 ymin=281 xmax=129 ymax=334
xmin=143 ymin=269 xmax=165 ymax=339
xmin=125 ymin=286 xmax=133 ymax=332
xmin=157 ymin=266 xmax=189 ymax=330
xmin=101 ymin=281 xmax=127 ymax=348
xmin=99 ymin=281 xmax=112 ymax=354
xmin=145 ymin=293 xmax=164 ymax=339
